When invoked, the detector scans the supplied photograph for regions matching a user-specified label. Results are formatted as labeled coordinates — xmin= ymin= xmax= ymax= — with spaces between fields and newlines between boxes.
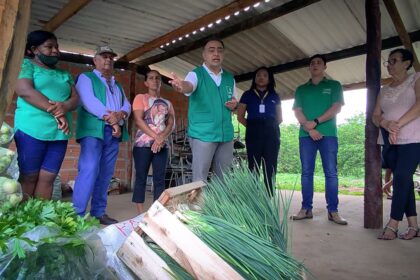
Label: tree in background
xmin=234 ymin=113 xmax=366 ymax=178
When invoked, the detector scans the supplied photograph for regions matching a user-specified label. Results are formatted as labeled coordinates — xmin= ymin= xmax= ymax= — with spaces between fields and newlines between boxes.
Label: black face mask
xmin=36 ymin=53 xmax=59 ymax=67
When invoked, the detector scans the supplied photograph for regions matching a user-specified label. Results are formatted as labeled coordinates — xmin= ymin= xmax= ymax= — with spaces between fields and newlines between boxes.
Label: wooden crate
xmin=117 ymin=231 xmax=173 ymax=280
xmin=118 ymin=181 xmax=244 ymax=279
xmin=137 ymin=201 xmax=243 ymax=280
xmin=135 ymin=181 xmax=206 ymax=235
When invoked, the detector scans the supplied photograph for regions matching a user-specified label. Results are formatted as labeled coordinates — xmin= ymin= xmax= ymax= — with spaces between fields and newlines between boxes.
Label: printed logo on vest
xmin=226 ymin=86 xmax=233 ymax=99
xmin=322 ymin=88 xmax=332 ymax=94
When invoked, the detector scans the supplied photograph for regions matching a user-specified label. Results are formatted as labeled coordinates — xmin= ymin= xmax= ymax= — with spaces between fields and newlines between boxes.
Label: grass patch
xmin=276 ymin=173 xmax=364 ymax=196
xmin=276 ymin=173 xmax=420 ymax=199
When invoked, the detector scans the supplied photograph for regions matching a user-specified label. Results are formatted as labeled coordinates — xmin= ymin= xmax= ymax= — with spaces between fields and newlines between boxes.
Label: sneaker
xmin=328 ymin=212 xmax=348 ymax=225
xmin=291 ymin=208 xmax=313 ymax=220
xmin=97 ymin=214 xmax=118 ymax=225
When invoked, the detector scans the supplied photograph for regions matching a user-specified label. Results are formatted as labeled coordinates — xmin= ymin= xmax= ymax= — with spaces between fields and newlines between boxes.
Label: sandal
xmin=378 ymin=225 xmax=398 ymax=240
xmin=398 ymin=227 xmax=420 ymax=240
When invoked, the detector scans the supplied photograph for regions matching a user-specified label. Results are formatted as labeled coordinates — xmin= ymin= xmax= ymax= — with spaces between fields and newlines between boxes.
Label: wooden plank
xmin=117 ymin=231 xmax=174 ymax=280
xmin=364 ymin=0 xmax=382 ymax=229
xmin=136 ymin=0 xmax=320 ymax=66
xmin=43 ymin=0 xmax=92 ymax=32
xmin=235 ymin=30 xmax=420 ymax=83
xmin=383 ymin=0 xmax=420 ymax=71
xmin=139 ymin=201 xmax=244 ymax=280
xmin=0 ymin=0 xmax=31 ymax=126
xmin=158 ymin=180 xmax=205 ymax=206
xmin=119 ymin=0 xmax=261 ymax=62
xmin=342 ymin=78 xmax=393 ymax=91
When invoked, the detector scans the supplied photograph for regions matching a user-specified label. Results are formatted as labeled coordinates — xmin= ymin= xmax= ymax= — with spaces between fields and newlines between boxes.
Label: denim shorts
xmin=14 ymin=130 xmax=68 ymax=175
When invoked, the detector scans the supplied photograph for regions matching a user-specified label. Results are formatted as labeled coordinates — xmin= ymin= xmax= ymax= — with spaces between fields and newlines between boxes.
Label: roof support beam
xmin=43 ymin=0 xmax=92 ymax=32
xmin=235 ymin=30 xmax=420 ymax=82
xmin=342 ymin=78 xmax=392 ymax=91
xmin=364 ymin=0 xmax=382 ymax=229
xmin=383 ymin=0 xmax=420 ymax=71
xmin=119 ymin=0 xmax=261 ymax=62
xmin=0 ymin=0 xmax=31 ymax=126
xmin=136 ymin=0 xmax=320 ymax=66
xmin=58 ymin=52 xmax=176 ymax=85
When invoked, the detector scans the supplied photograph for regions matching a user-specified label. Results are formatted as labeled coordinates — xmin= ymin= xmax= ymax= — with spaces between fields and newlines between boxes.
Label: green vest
xmin=75 ymin=72 xmax=129 ymax=141
xmin=188 ymin=66 xmax=234 ymax=142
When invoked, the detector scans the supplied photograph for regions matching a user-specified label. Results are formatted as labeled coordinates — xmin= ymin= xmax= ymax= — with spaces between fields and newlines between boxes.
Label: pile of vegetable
xmin=0 ymin=176 xmax=22 ymax=209
xmin=141 ymin=165 xmax=307 ymax=280
xmin=183 ymin=211 xmax=305 ymax=280
xmin=0 ymin=122 xmax=13 ymax=148
xmin=0 ymin=199 xmax=111 ymax=279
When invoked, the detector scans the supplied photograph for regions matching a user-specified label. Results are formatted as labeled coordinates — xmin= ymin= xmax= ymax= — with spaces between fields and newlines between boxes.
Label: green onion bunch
xmin=183 ymin=211 xmax=305 ymax=280
xmin=147 ymin=242 xmax=194 ymax=280
xmin=202 ymin=164 xmax=292 ymax=252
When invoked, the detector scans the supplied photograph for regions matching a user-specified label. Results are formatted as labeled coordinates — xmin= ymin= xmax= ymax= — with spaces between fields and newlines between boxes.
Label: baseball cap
xmin=95 ymin=45 xmax=117 ymax=57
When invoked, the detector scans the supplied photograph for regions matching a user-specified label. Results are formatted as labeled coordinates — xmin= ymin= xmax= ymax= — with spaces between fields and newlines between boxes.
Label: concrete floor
xmin=105 ymin=191 xmax=420 ymax=280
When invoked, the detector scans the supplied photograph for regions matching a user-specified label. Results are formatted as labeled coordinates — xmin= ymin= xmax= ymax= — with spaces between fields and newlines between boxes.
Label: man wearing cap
xmin=169 ymin=38 xmax=238 ymax=183
xmin=291 ymin=54 xmax=347 ymax=225
xmin=72 ymin=46 xmax=131 ymax=225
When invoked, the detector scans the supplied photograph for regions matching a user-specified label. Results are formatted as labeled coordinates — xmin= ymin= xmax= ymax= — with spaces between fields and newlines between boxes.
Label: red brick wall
xmin=4 ymin=61 xmax=188 ymax=188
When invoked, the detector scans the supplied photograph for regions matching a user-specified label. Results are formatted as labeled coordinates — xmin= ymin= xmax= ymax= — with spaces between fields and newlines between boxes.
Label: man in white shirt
xmin=170 ymin=38 xmax=238 ymax=182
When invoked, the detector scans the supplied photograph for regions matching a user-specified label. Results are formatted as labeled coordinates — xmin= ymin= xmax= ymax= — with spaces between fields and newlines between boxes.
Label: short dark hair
xmin=145 ymin=69 xmax=161 ymax=79
xmin=25 ymin=30 xmax=57 ymax=58
xmin=309 ymin=54 xmax=327 ymax=65
xmin=389 ymin=48 xmax=414 ymax=70
xmin=250 ymin=66 xmax=276 ymax=92
xmin=203 ymin=37 xmax=224 ymax=49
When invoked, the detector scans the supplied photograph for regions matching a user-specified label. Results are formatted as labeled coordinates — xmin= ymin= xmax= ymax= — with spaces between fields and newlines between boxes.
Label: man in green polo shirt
xmin=291 ymin=54 xmax=347 ymax=225
xmin=169 ymin=38 xmax=238 ymax=182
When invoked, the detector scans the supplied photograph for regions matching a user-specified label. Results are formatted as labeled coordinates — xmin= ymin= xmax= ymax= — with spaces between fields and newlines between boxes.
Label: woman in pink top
xmin=132 ymin=70 xmax=175 ymax=214
xmin=373 ymin=48 xmax=420 ymax=240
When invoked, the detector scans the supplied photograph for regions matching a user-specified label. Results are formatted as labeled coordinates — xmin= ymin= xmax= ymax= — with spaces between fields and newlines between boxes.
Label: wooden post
xmin=0 ymin=0 xmax=31 ymax=126
xmin=364 ymin=0 xmax=382 ymax=229
xmin=127 ymin=64 xmax=137 ymax=190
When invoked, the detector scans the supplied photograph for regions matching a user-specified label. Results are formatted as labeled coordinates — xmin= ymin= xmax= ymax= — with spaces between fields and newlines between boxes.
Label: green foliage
xmin=336 ymin=113 xmax=365 ymax=177
xmin=233 ymin=113 xmax=366 ymax=178
xmin=0 ymin=199 xmax=98 ymax=258
xmin=278 ymin=124 xmax=301 ymax=173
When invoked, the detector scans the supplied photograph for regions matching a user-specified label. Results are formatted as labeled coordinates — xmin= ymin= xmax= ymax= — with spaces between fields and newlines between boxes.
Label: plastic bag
xmin=0 ymin=176 xmax=22 ymax=210
xmin=0 ymin=123 xmax=14 ymax=148
xmin=97 ymin=214 xmax=144 ymax=280
xmin=0 ymin=147 xmax=19 ymax=180
xmin=51 ymin=174 xmax=62 ymax=200
xmin=0 ymin=148 xmax=15 ymax=176
xmin=0 ymin=226 xmax=115 ymax=279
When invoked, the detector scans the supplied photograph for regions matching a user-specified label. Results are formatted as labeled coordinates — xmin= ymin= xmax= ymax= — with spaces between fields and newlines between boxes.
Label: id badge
xmin=259 ymin=104 xmax=265 ymax=113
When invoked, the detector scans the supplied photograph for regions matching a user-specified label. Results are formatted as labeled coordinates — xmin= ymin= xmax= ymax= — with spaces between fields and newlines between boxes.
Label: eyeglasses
xmin=383 ymin=58 xmax=401 ymax=67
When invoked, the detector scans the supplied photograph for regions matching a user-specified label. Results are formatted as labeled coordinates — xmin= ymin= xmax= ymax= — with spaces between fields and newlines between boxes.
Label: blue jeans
xmin=132 ymin=147 xmax=169 ymax=203
xmin=72 ymin=126 xmax=120 ymax=217
xmin=299 ymin=136 xmax=339 ymax=212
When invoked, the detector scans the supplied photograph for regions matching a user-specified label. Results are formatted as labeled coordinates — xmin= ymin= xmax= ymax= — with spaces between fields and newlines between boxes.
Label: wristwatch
xmin=314 ymin=118 xmax=320 ymax=125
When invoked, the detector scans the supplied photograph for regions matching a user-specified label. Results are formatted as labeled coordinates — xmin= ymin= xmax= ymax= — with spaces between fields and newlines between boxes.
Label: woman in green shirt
xmin=14 ymin=30 xmax=79 ymax=199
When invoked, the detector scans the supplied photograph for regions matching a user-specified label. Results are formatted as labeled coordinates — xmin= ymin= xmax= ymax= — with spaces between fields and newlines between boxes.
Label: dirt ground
xmin=105 ymin=190 xmax=420 ymax=280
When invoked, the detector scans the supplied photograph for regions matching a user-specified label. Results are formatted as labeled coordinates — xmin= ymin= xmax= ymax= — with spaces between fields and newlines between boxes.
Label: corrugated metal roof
xmin=28 ymin=0 xmax=420 ymax=97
